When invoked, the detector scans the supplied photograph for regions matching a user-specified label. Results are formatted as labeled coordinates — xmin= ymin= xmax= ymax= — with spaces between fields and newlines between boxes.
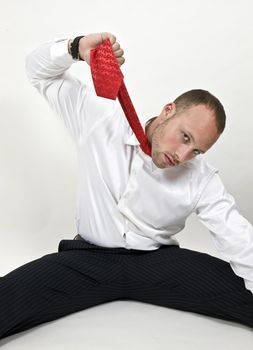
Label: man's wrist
xmin=68 ymin=36 xmax=85 ymax=61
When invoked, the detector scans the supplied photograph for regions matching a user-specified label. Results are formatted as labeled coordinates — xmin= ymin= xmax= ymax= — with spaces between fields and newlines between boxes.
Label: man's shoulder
xmin=184 ymin=155 xmax=218 ymax=181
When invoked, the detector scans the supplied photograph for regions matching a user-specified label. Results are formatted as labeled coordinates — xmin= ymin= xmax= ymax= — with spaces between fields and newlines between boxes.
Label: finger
xmin=112 ymin=42 xmax=120 ymax=51
xmin=108 ymin=34 xmax=116 ymax=45
xmin=114 ymin=48 xmax=124 ymax=58
xmin=101 ymin=32 xmax=116 ymax=45
xmin=117 ymin=56 xmax=125 ymax=66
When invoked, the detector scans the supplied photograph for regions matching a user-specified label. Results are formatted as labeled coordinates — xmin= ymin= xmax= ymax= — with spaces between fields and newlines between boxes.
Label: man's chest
xmin=79 ymin=128 xmax=202 ymax=232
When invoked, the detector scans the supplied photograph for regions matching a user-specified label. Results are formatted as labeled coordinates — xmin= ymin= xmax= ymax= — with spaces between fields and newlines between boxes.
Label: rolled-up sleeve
xmin=195 ymin=173 xmax=253 ymax=294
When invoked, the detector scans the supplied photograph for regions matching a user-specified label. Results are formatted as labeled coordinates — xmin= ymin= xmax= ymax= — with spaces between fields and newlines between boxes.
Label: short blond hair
xmin=174 ymin=89 xmax=226 ymax=134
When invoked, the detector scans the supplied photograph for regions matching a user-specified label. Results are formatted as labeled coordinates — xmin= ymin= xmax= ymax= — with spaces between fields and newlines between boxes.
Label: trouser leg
xmin=0 ymin=239 xmax=124 ymax=340
xmin=2 ymin=238 xmax=252 ymax=341
xmin=124 ymin=246 xmax=253 ymax=328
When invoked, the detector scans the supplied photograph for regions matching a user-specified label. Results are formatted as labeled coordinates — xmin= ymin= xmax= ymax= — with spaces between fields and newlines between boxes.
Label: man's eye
xmin=183 ymin=133 xmax=190 ymax=142
xmin=193 ymin=150 xmax=200 ymax=156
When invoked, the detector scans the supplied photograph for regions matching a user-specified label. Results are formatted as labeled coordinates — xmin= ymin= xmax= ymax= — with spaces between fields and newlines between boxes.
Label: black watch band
xmin=70 ymin=36 xmax=85 ymax=61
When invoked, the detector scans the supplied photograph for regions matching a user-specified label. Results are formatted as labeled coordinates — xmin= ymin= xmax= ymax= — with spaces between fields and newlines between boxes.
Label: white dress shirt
xmin=25 ymin=38 xmax=253 ymax=294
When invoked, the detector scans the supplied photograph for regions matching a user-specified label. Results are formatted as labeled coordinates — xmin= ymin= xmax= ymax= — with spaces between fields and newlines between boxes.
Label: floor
xmin=1 ymin=301 xmax=253 ymax=349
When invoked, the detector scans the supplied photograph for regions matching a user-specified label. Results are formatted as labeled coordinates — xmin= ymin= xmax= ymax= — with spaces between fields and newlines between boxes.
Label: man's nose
xmin=175 ymin=146 xmax=192 ymax=164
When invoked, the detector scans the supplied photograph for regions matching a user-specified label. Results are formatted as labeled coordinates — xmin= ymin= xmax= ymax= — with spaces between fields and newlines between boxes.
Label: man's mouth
xmin=164 ymin=153 xmax=176 ymax=166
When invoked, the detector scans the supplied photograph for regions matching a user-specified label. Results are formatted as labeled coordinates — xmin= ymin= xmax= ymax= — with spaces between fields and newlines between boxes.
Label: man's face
xmin=148 ymin=103 xmax=220 ymax=169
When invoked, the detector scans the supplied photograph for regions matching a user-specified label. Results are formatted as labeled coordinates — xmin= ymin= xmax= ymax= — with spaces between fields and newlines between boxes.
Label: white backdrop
xmin=0 ymin=0 xmax=253 ymax=275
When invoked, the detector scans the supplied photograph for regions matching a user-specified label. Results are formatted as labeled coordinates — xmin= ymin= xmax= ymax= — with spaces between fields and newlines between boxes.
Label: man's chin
xmin=151 ymin=155 xmax=167 ymax=169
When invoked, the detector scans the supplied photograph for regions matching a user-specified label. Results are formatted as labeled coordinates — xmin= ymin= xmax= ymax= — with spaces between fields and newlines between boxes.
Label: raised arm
xmin=25 ymin=33 xmax=125 ymax=145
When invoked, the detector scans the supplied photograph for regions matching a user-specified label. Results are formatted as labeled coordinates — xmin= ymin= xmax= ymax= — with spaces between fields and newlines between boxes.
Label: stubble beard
xmin=150 ymin=122 xmax=167 ymax=169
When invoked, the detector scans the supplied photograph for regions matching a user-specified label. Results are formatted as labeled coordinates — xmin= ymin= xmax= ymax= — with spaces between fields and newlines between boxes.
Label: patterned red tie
xmin=90 ymin=39 xmax=152 ymax=157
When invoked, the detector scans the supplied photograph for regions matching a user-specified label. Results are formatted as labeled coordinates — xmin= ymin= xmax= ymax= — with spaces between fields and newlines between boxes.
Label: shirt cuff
xmin=50 ymin=38 xmax=76 ymax=67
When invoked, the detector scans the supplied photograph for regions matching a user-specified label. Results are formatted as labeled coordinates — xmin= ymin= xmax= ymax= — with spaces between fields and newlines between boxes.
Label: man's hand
xmin=78 ymin=32 xmax=125 ymax=66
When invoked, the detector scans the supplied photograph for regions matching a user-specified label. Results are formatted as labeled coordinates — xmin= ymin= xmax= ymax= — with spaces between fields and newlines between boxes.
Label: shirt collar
xmin=123 ymin=116 xmax=164 ymax=172
xmin=124 ymin=116 xmax=154 ymax=146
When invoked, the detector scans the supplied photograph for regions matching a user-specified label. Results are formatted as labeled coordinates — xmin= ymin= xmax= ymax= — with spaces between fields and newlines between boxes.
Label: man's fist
xmin=78 ymin=32 xmax=125 ymax=66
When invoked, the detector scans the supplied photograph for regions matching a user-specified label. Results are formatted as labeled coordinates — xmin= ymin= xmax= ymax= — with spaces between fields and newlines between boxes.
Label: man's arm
xmin=195 ymin=173 xmax=253 ymax=294
xmin=25 ymin=33 xmax=124 ymax=144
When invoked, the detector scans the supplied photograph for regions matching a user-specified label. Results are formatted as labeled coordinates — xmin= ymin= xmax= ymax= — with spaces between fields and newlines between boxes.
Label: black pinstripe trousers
xmin=0 ymin=237 xmax=252 ymax=340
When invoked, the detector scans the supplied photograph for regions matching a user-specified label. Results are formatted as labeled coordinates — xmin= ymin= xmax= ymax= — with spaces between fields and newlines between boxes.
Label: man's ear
xmin=160 ymin=102 xmax=176 ymax=121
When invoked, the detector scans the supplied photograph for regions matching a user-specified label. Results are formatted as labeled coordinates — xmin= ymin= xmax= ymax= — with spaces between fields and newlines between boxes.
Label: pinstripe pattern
xmin=0 ymin=238 xmax=252 ymax=340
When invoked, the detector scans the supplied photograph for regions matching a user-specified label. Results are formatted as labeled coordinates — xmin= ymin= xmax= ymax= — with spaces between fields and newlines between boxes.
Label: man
xmin=0 ymin=32 xmax=252 ymax=340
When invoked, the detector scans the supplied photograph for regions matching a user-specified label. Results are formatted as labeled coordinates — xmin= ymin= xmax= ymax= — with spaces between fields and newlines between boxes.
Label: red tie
xmin=90 ymin=39 xmax=152 ymax=157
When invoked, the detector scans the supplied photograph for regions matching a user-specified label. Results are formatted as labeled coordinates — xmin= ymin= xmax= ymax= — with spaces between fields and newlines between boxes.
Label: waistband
xmin=58 ymin=234 xmax=178 ymax=255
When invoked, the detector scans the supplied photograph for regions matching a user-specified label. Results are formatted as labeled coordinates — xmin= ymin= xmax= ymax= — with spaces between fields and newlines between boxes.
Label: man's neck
xmin=145 ymin=116 xmax=158 ymax=142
